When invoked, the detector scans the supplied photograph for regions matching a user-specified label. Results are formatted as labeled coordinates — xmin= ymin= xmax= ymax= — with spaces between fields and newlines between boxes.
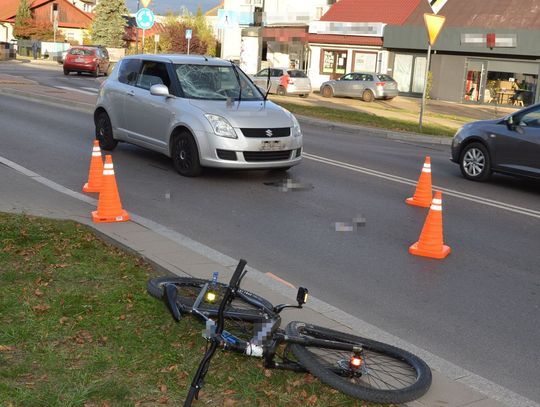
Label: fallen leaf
xmin=223 ymin=389 xmax=236 ymax=395
xmin=264 ymin=369 xmax=272 ymax=378
xmin=34 ymin=289 xmax=44 ymax=297
xmin=0 ymin=345 xmax=14 ymax=352
xmin=118 ymin=315 xmax=126 ymax=321
xmin=157 ymin=396 xmax=169 ymax=404
xmin=159 ymin=384 xmax=167 ymax=393
xmin=307 ymin=395 xmax=318 ymax=404
xmin=32 ymin=304 xmax=50 ymax=314
xmin=59 ymin=317 xmax=69 ymax=325
xmin=224 ymin=399 xmax=236 ymax=407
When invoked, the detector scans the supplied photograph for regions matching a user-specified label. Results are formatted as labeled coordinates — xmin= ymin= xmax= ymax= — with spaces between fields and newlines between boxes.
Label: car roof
xmin=122 ymin=54 xmax=232 ymax=66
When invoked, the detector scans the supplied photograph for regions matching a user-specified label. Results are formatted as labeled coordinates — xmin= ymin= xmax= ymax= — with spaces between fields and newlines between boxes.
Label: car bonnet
xmin=188 ymin=99 xmax=293 ymax=128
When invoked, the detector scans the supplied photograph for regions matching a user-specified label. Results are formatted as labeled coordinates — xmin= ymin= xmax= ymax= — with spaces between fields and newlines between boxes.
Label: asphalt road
xmin=0 ymin=62 xmax=103 ymax=95
xmin=1 ymin=92 xmax=539 ymax=403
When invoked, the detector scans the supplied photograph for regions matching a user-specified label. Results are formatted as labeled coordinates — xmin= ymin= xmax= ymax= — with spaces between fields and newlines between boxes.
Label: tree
xmin=159 ymin=10 xmax=217 ymax=56
xmin=13 ymin=0 xmax=32 ymax=39
xmin=91 ymin=0 xmax=129 ymax=47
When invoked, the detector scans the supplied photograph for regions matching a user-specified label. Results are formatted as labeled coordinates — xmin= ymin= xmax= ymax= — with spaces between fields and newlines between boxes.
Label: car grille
xmin=241 ymin=128 xmax=290 ymax=138
xmin=243 ymin=150 xmax=292 ymax=162
xmin=216 ymin=149 xmax=237 ymax=161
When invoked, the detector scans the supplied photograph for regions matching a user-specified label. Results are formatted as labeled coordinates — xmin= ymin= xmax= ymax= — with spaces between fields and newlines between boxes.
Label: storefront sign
xmin=309 ymin=21 xmax=385 ymax=37
xmin=460 ymin=33 xmax=517 ymax=48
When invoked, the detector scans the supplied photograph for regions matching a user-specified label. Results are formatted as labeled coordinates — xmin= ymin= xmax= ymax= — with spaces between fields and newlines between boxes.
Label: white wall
xmin=264 ymin=0 xmax=331 ymax=25
xmin=0 ymin=23 xmax=14 ymax=43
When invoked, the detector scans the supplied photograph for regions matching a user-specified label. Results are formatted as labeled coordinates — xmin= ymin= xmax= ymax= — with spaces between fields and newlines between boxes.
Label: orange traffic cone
xmin=409 ymin=191 xmax=451 ymax=259
xmin=83 ymin=140 xmax=104 ymax=193
xmin=91 ymin=155 xmax=130 ymax=223
xmin=406 ymin=156 xmax=432 ymax=208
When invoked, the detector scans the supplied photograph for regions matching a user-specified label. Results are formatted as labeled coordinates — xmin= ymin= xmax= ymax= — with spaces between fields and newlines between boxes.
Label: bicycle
xmin=147 ymin=259 xmax=432 ymax=406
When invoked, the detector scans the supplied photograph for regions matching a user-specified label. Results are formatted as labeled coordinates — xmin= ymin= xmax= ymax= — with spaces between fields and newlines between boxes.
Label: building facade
xmin=384 ymin=0 xmax=540 ymax=106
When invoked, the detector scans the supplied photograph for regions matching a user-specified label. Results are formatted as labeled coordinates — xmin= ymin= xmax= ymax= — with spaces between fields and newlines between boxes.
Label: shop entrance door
xmin=464 ymin=60 xmax=487 ymax=103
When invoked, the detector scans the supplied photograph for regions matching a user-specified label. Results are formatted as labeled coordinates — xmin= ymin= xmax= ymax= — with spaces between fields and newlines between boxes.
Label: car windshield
xmin=69 ymin=48 xmax=94 ymax=56
xmin=174 ymin=64 xmax=264 ymax=101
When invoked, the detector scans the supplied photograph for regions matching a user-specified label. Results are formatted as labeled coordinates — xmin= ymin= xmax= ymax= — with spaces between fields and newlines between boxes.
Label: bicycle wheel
xmin=147 ymin=276 xmax=274 ymax=322
xmin=285 ymin=321 xmax=432 ymax=404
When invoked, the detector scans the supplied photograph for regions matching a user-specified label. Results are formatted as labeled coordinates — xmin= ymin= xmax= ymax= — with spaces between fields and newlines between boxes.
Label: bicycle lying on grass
xmin=147 ymin=259 xmax=432 ymax=406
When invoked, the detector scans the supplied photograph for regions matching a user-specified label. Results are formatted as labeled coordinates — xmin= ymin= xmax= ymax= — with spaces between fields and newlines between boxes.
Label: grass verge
xmin=274 ymin=101 xmax=457 ymax=138
xmin=0 ymin=213 xmax=387 ymax=406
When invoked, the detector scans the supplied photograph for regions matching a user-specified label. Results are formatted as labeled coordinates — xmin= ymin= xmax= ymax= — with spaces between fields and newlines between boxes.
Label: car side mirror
xmin=150 ymin=84 xmax=174 ymax=98
xmin=505 ymin=115 xmax=516 ymax=130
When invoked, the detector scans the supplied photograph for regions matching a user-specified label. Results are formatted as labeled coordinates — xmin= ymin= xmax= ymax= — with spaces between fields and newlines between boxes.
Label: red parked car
xmin=63 ymin=46 xmax=110 ymax=77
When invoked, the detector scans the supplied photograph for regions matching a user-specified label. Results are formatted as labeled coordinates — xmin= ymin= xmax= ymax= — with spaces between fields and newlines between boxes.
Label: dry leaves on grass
xmin=32 ymin=304 xmax=51 ymax=314
xmin=0 ymin=345 xmax=15 ymax=352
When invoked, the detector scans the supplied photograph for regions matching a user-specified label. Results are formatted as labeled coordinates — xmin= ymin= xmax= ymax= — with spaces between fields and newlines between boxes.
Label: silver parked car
xmin=251 ymin=68 xmax=311 ymax=97
xmin=94 ymin=55 xmax=303 ymax=176
xmin=320 ymin=72 xmax=399 ymax=102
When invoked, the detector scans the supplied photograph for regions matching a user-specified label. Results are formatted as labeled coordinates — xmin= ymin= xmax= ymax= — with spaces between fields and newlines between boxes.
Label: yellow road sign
xmin=140 ymin=0 xmax=152 ymax=8
xmin=423 ymin=13 xmax=446 ymax=46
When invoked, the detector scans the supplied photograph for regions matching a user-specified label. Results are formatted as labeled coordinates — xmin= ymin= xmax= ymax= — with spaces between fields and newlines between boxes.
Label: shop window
xmin=320 ymin=49 xmax=347 ymax=79
xmin=352 ymin=51 xmax=377 ymax=72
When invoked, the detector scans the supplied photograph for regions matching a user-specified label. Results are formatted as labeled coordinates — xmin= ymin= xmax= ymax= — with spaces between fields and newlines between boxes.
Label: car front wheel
xmin=459 ymin=142 xmax=492 ymax=181
xmin=95 ymin=111 xmax=118 ymax=151
xmin=322 ymin=86 xmax=333 ymax=98
xmin=171 ymin=131 xmax=202 ymax=177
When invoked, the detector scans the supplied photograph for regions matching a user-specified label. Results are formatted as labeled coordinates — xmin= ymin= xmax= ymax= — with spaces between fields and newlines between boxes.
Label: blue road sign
xmin=136 ymin=8 xmax=155 ymax=30
xmin=185 ymin=29 xmax=192 ymax=39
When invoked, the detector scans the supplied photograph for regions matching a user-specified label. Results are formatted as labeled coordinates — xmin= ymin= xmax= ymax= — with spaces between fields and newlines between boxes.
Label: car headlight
xmin=204 ymin=114 xmax=237 ymax=139
xmin=291 ymin=114 xmax=302 ymax=138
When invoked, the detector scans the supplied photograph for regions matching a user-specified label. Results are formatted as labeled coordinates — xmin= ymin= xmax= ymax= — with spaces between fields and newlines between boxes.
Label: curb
xmin=295 ymin=114 xmax=454 ymax=146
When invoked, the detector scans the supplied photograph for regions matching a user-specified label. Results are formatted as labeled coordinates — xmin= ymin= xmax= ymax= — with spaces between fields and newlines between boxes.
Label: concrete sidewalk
xmin=0 ymin=156 xmax=526 ymax=407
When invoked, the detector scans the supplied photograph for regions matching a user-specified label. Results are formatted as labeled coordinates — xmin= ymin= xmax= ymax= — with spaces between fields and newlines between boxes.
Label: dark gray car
xmin=451 ymin=102 xmax=540 ymax=181
xmin=320 ymin=72 xmax=399 ymax=102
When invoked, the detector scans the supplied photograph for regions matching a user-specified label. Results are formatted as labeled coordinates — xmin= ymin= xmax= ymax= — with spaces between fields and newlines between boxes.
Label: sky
xmin=125 ymin=0 xmax=222 ymax=15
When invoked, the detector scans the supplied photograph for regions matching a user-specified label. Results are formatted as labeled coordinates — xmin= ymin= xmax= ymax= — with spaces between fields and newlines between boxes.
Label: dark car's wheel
xmin=63 ymin=68 xmax=70 ymax=75
xmin=322 ymin=86 xmax=333 ymax=98
xmin=277 ymin=86 xmax=287 ymax=96
xmin=171 ymin=131 xmax=202 ymax=177
xmin=362 ymin=89 xmax=375 ymax=102
xmin=95 ymin=111 xmax=118 ymax=151
xmin=459 ymin=142 xmax=492 ymax=181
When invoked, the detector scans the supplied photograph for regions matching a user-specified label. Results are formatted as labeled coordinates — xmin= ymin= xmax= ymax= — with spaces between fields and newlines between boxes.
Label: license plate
xmin=75 ymin=58 xmax=84 ymax=63
xmin=259 ymin=140 xmax=283 ymax=151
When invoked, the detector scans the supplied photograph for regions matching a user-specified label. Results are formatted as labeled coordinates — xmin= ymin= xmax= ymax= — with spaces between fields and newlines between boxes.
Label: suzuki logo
xmin=265 ymin=129 xmax=273 ymax=137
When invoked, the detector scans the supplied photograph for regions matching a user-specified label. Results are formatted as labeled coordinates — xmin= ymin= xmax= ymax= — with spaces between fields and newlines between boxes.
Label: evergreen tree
xmin=91 ymin=0 xmax=129 ymax=47
xmin=13 ymin=0 xmax=32 ymax=39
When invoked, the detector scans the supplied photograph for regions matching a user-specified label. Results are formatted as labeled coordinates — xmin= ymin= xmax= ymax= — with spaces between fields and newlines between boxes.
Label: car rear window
xmin=288 ymin=70 xmax=307 ymax=78
xmin=377 ymin=74 xmax=394 ymax=82
xmin=69 ymin=48 xmax=95 ymax=56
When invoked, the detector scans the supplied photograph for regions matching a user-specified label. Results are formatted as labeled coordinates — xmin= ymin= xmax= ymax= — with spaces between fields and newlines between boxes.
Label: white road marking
xmin=81 ymin=87 xmax=99 ymax=93
xmin=303 ymin=152 xmax=540 ymax=219
xmin=55 ymin=85 xmax=97 ymax=96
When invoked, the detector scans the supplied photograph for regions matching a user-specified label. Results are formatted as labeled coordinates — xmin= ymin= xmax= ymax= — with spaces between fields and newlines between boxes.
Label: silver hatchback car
xmin=94 ymin=55 xmax=303 ymax=176
xmin=251 ymin=68 xmax=312 ymax=97
xmin=320 ymin=72 xmax=399 ymax=102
